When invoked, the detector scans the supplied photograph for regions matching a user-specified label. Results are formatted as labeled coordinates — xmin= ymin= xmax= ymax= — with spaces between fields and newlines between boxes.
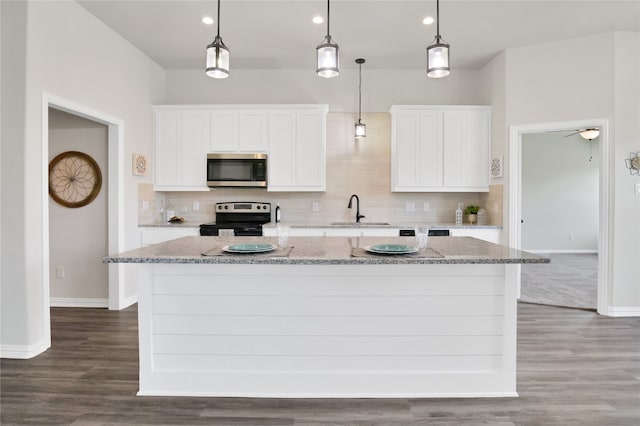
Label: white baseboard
xmin=526 ymin=249 xmax=598 ymax=254
xmin=0 ymin=339 xmax=50 ymax=359
xmin=118 ymin=293 xmax=138 ymax=310
xmin=50 ymin=297 xmax=108 ymax=308
xmin=606 ymin=306 xmax=640 ymax=317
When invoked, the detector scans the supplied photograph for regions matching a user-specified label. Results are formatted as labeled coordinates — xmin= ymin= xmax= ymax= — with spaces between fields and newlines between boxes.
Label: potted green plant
xmin=464 ymin=205 xmax=480 ymax=224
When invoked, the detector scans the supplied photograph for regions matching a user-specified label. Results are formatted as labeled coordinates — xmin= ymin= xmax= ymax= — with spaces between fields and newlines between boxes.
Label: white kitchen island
xmin=105 ymin=236 xmax=548 ymax=398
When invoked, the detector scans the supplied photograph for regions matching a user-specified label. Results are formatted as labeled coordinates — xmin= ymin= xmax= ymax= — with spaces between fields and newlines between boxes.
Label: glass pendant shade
xmin=206 ymin=36 xmax=230 ymax=79
xmin=427 ymin=38 xmax=450 ymax=78
xmin=317 ymin=36 xmax=339 ymax=78
xmin=355 ymin=120 xmax=366 ymax=139
xmin=579 ymin=129 xmax=599 ymax=140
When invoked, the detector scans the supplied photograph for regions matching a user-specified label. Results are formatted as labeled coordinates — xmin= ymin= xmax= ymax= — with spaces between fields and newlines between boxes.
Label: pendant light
xmin=205 ymin=0 xmax=229 ymax=79
xmin=426 ymin=0 xmax=450 ymax=78
xmin=316 ymin=0 xmax=339 ymax=78
xmin=355 ymin=58 xmax=366 ymax=139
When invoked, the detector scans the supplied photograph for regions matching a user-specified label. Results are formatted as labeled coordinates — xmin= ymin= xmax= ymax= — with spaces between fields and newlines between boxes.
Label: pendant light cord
xmin=217 ymin=0 xmax=221 ymax=38
xmin=326 ymin=0 xmax=331 ymax=38
xmin=358 ymin=62 xmax=362 ymax=121
xmin=436 ymin=0 xmax=440 ymax=41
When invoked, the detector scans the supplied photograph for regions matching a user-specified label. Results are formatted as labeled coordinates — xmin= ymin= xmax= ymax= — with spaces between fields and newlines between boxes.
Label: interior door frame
xmin=42 ymin=93 xmax=126 ymax=316
xmin=508 ymin=119 xmax=611 ymax=315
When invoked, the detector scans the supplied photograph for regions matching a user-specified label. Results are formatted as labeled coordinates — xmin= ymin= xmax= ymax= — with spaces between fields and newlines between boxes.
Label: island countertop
xmin=105 ymin=235 xmax=548 ymax=265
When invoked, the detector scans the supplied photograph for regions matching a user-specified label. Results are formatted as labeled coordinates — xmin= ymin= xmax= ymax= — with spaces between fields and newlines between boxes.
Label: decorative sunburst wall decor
xmin=625 ymin=151 xmax=640 ymax=176
xmin=132 ymin=153 xmax=148 ymax=176
xmin=490 ymin=156 xmax=503 ymax=178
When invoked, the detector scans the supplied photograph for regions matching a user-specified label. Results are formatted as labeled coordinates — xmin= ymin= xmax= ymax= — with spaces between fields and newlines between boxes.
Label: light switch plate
xmin=635 ymin=183 xmax=640 ymax=196
xmin=405 ymin=202 xmax=416 ymax=212
xmin=423 ymin=202 xmax=431 ymax=212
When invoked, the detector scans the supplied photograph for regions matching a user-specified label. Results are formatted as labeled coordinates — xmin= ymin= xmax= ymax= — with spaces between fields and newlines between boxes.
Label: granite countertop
xmin=139 ymin=221 xmax=202 ymax=228
xmin=139 ymin=221 xmax=501 ymax=230
xmin=105 ymin=235 xmax=546 ymax=265
xmin=262 ymin=222 xmax=502 ymax=230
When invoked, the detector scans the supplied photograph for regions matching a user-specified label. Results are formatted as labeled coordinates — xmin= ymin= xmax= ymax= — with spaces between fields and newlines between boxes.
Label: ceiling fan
xmin=546 ymin=127 xmax=600 ymax=162
xmin=547 ymin=127 xmax=600 ymax=140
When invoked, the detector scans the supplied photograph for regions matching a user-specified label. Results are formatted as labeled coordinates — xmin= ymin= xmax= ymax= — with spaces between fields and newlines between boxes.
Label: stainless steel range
xmin=199 ymin=202 xmax=271 ymax=236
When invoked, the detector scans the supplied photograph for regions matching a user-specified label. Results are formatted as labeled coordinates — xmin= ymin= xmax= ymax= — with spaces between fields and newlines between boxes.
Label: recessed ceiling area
xmin=77 ymin=0 xmax=640 ymax=71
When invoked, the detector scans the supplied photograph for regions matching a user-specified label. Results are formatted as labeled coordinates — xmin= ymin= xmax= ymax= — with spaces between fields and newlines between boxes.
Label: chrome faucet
xmin=347 ymin=194 xmax=365 ymax=223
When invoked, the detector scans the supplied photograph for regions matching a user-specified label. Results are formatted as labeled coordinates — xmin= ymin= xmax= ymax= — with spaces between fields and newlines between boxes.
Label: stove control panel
xmin=215 ymin=202 xmax=271 ymax=213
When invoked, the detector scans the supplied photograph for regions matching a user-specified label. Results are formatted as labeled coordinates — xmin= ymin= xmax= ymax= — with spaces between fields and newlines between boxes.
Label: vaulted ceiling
xmin=78 ymin=0 xmax=640 ymax=71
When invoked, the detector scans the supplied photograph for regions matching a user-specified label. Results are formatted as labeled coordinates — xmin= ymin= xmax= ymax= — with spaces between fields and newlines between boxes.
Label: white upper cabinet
xmin=209 ymin=110 xmax=268 ymax=152
xmin=153 ymin=105 xmax=326 ymax=192
xmin=390 ymin=105 xmax=491 ymax=192
xmin=393 ymin=109 xmax=443 ymax=190
xmin=153 ymin=109 xmax=209 ymax=191
xmin=267 ymin=106 xmax=327 ymax=192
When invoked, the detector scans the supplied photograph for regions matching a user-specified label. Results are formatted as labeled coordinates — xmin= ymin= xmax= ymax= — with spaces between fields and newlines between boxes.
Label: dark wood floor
xmin=1 ymin=303 xmax=639 ymax=425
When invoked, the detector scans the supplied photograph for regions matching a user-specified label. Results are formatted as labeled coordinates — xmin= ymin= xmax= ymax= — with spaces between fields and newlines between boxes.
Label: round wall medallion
xmin=49 ymin=151 xmax=102 ymax=208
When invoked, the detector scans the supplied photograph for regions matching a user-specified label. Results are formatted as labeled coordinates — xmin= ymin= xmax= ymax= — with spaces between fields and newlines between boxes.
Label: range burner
xmin=200 ymin=202 xmax=271 ymax=237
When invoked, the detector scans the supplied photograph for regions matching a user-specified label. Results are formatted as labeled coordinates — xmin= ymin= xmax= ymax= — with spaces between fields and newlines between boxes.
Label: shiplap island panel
xmin=105 ymin=236 xmax=548 ymax=398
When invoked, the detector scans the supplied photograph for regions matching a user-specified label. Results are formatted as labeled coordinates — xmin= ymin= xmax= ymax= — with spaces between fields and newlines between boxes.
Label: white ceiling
xmin=77 ymin=0 xmax=640 ymax=71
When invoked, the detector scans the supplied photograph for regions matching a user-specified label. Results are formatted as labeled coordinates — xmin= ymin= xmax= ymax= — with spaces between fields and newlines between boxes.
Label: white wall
xmin=1 ymin=0 xmax=31 ymax=353
xmin=521 ymin=132 xmax=599 ymax=252
xmin=480 ymin=50 xmax=507 ymax=187
xmin=164 ymin=68 xmax=486 ymax=111
xmin=611 ymin=32 xmax=640 ymax=309
xmin=48 ymin=108 xmax=109 ymax=304
xmin=482 ymin=31 xmax=640 ymax=312
xmin=1 ymin=0 xmax=165 ymax=357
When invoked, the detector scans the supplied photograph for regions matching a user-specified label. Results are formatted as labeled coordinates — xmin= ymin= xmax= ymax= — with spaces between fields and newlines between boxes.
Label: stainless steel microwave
xmin=206 ymin=153 xmax=267 ymax=188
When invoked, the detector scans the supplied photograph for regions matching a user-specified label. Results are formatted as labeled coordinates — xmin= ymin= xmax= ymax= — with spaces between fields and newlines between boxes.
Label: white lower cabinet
xmin=263 ymin=227 xmax=400 ymax=238
xmin=139 ymin=227 xmax=199 ymax=247
xmin=450 ymin=228 xmax=501 ymax=244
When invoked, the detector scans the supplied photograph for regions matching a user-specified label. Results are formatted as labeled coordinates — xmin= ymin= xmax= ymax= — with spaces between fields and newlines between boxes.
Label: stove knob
xmin=224 ymin=205 xmax=229 ymax=210
xmin=217 ymin=205 xmax=223 ymax=210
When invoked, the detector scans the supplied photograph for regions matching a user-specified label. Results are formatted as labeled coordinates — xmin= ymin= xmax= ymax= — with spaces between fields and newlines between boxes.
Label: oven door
xmin=199 ymin=223 xmax=263 ymax=237
xmin=207 ymin=153 xmax=267 ymax=188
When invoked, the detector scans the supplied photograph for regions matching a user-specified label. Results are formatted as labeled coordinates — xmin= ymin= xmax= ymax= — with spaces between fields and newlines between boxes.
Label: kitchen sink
xmin=330 ymin=222 xmax=391 ymax=226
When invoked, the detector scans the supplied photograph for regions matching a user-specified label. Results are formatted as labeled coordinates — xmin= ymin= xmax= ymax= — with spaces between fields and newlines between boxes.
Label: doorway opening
xmin=508 ymin=119 xmax=611 ymax=315
xmin=41 ymin=93 xmax=127 ymax=348
xmin=48 ymin=108 xmax=109 ymax=307
xmin=519 ymin=131 xmax=599 ymax=310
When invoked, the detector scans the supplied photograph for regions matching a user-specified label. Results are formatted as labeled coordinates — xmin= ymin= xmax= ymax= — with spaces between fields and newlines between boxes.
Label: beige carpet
xmin=520 ymin=253 xmax=597 ymax=311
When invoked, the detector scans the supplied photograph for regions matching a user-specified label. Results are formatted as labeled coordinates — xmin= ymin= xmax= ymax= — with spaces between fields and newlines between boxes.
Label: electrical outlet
xmin=311 ymin=202 xmax=319 ymax=212
xmin=193 ymin=201 xmax=200 ymax=211
xmin=569 ymin=233 xmax=576 ymax=241
xmin=405 ymin=202 xmax=416 ymax=212
xmin=141 ymin=200 xmax=149 ymax=211
xmin=423 ymin=202 xmax=431 ymax=212
xmin=635 ymin=183 xmax=640 ymax=196
xmin=56 ymin=266 xmax=65 ymax=279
